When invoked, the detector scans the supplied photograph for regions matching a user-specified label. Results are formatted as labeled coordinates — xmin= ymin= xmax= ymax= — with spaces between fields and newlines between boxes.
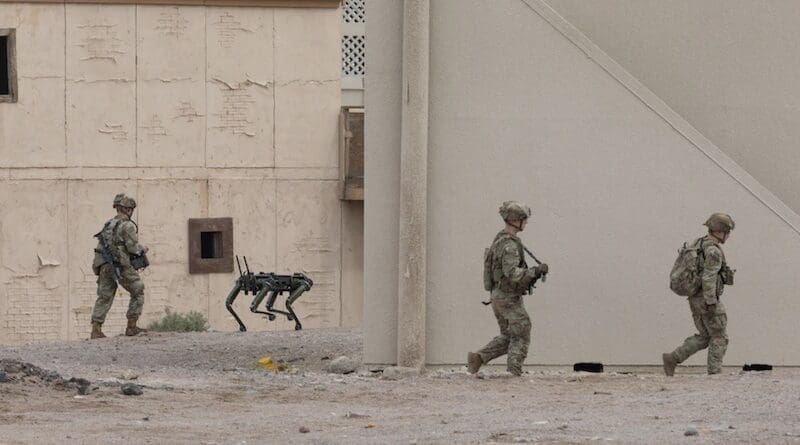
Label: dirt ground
xmin=1 ymin=328 xmax=799 ymax=445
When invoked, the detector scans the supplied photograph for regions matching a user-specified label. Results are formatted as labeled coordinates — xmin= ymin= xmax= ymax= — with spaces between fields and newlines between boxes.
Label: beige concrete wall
xmin=0 ymin=3 xmax=358 ymax=342
xmin=365 ymin=0 xmax=800 ymax=365
xmin=363 ymin=0 xmax=403 ymax=364
xmin=340 ymin=201 xmax=364 ymax=328
xmin=547 ymin=0 xmax=800 ymax=216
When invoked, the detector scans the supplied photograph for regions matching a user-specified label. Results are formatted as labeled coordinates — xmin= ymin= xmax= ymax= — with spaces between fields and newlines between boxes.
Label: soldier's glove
xmin=535 ymin=263 xmax=548 ymax=278
xmin=523 ymin=268 xmax=539 ymax=287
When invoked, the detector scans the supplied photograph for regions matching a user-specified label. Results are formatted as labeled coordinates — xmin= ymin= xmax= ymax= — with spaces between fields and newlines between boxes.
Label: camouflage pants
xmin=476 ymin=293 xmax=531 ymax=375
xmin=671 ymin=296 xmax=728 ymax=374
xmin=91 ymin=263 xmax=145 ymax=324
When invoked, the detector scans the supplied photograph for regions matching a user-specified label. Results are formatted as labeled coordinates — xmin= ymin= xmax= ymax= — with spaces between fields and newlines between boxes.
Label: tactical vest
xmin=483 ymin=232 xmax=527 ymax=294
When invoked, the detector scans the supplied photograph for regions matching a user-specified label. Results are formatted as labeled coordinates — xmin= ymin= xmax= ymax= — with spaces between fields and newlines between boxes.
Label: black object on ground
xmin=742 ymin=363 xmax=773 ymax=371
xmin=121 ymin=383 xmax=144 ymax=396
xmin=573 ymin=362 xmax=604 ymax=373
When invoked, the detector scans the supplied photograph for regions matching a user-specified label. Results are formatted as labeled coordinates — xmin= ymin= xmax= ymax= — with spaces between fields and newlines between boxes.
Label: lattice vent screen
xmin=342 ymin=35 xmax=365 ymax=76
xmin=343 ymin=0 xmax=365 ymax=23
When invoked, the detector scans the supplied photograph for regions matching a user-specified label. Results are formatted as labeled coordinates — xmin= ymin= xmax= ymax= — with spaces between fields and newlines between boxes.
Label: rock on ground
xmin=327 ymin=356 xmax=359 ymax=374
xmin=381 ymin=366 xmax=419 ymax=380
xmin=121 ymin=383 xmax=143 ymax=396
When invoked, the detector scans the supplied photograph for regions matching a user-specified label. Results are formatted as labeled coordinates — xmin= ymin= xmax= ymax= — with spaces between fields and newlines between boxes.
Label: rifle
xmin=128 ymin=219 xmax=149 ymax=271
xmin=522 ymin=244 xmax=547 ymax=285
xmin=93 ymin=221 xmax=121 ymax=282
xmin=225 ymin=256 xmax=313 ymax=332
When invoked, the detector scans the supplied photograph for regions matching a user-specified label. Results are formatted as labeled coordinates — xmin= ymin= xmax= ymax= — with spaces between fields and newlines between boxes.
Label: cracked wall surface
xmin=0 ymin=3 xmax=353 ymax=343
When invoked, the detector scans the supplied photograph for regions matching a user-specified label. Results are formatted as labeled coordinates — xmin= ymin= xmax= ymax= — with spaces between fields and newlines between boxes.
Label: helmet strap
xmin=710 ymin=231 xmax=727 ymax=243
xmin=506 ymin=219 xmax=524 ymax=232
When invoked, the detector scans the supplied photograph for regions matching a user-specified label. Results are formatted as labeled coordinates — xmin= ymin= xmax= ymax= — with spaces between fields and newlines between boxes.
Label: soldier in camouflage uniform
xmin=467 ymin=201 xmax=549 ymax=376
xmin=90 ymin=194 xmax=149 ymax=339
xmin=663 ymin=213 xmax=735 ymax=375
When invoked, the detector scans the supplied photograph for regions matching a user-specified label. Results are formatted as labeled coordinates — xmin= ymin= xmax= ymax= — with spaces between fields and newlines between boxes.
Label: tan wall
xmin=0 ymin=3 xmax=361 ymax=342
xmin=365 ymin=0 xmax=800 ymax=365
xmin=547 ymin=0 xmax=800 ymax=216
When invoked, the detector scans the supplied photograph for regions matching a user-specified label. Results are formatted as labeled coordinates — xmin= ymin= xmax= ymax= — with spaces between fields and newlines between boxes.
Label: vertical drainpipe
xmin=397 ymin=0 xmax=430 ymax=370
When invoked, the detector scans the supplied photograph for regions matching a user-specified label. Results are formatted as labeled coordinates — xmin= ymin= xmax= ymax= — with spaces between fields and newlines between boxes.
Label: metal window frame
xmin=339 ymin=106 xmax=364 ymax=200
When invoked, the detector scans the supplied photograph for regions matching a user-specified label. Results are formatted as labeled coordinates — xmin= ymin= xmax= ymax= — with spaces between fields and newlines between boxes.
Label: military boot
xmin=508 ymin=367 xmax=523 ymax=377
xmin=467 ymin=352 xmax=483 ymax=374
xmin=662 ymin=352 xmax=677 ymax=377
xmin=90 ymin=321 xmax=106 ymax=339
xmin=125 ymin=317 xmax=147 ymax=337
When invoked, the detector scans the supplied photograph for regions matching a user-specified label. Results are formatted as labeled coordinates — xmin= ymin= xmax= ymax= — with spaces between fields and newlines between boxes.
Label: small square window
xmin=189 ymin=218 xmax=233 ymax=274
xmin=0 ymin=29 xmax=17 ymax=103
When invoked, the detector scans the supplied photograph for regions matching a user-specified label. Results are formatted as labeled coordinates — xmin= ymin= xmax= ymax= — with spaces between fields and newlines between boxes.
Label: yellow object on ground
xmin=257 ymin=356 xmax=288 ymax=372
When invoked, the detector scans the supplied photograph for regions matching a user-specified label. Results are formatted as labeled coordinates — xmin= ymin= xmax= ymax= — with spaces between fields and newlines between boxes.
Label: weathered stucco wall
xmin=365 ymin=0 xmax=800 ymax=365
xmin=0 ymin=3 xmax=356 ymax=342
xmin=547 ymin=0 xmax=800 ymax=216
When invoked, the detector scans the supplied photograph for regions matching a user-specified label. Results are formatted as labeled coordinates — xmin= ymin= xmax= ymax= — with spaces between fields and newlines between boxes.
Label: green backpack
xmin=483 ymin=247 xmax=494 ymax=291
xmin=669 ymin=238 xmax=705 ymax=296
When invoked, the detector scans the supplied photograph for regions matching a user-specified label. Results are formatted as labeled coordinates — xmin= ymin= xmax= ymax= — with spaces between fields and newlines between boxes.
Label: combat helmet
xmin=112 ymin=193 xmax=126 ymax=208
xmin=499 ymin=201 xmax=531 ymax=222
xmin=117 ymin=196 xmax=137 ymax=209
xmin=703 ymin=213 xmax=735 ymax=232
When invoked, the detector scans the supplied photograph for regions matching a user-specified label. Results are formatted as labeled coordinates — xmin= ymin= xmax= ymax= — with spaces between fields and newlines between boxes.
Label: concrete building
xmin=0 ymin=0 xmax=366 ymax=342
xmin=366 ymin=0 xmax=800 ymax=367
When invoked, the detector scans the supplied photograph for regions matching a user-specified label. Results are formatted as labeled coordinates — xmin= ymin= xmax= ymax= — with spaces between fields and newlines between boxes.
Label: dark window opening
xmin=200 ymin=231 xmax=223 ymax=259
xmin=0 ymin=29 xmax=16 ymax=103
xmin=0 ymin=36 xmax=8 ymax=95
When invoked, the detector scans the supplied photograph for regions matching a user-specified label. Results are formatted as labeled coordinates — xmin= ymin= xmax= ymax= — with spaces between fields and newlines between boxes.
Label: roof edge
xmin=0 ymin=0 xmax=340 ymax=7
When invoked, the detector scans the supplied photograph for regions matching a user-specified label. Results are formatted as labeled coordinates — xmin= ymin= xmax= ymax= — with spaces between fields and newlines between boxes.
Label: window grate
xmin=343 ymin=0 xmax=365 ymax=23
xmin=342 ymin=35 xmax=365 ymax=77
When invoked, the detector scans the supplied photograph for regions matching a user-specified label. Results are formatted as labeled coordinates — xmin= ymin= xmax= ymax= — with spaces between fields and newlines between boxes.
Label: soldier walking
xmin=663 ymin=213 xmax=736 ymax=375
xmin=467 ymin=201 xmax=548 ymax=376
xmin=90 ymin=194 xmax=149 ymax=339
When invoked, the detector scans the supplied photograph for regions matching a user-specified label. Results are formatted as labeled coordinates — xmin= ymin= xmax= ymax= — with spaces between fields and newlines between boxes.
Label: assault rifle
xmin=522 ymin=245 xmax=547 ymax=287
xmin=94 ymin=222 xmax=121 ymax=281
xmin=225 ymin=256 xmax=313 ymax=332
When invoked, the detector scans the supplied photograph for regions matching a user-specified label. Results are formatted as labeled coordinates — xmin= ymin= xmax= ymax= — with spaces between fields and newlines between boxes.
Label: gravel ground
xmin=1 ymin=328 xmax=799 ymax=444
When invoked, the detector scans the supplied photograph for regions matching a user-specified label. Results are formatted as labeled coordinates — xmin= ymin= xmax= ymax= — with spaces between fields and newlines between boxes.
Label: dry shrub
xmin=148 ymin=310 xmax=209 ymax=332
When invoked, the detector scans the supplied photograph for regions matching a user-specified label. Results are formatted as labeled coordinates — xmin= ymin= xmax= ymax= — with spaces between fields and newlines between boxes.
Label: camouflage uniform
xmin=469 ymin=202 xmax=546 ymax=376
xmin=91 ymin=200 xmax=146 ymax=325
xmin=665 ymin=213 xmax=734 ymax=375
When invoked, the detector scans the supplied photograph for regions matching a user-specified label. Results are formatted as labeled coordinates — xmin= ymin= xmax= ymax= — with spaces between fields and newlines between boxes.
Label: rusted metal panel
xmin=188 ymin=217 xmax=234 ymax=274
xmin=340 ymin=107 xmax=364 ymax=201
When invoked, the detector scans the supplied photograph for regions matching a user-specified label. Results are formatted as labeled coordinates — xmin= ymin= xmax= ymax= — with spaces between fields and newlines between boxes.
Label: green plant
xmin=147 ymin=310 xmax=209 ymax=332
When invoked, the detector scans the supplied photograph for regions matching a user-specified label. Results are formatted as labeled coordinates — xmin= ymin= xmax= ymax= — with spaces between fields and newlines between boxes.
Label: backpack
xmin=483 ymin=248 xmax=493 ymax=291
xmin=669 ymin=238 xmax=705 ymax=296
